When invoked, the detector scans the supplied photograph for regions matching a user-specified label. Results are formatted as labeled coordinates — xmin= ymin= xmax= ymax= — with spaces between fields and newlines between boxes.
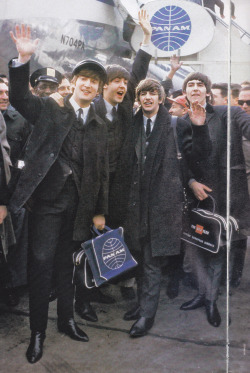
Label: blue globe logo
xmin=102 ymin=238 xmax=126 ymax=270
xmin=151 ymin=6 xmax=191 ymax=52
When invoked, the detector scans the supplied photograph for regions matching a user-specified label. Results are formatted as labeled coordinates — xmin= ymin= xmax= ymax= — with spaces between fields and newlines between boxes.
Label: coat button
xmin=50 ymin=153 xmax=55 ymax=158
xmin=132 ymin=202 xmax=136 ymax=206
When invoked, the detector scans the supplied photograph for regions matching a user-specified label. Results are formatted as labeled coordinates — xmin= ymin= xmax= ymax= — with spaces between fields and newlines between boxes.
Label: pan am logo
xmin=151 ymin=6 xmax=191 ymax=52
xmin=102 ymin=238 xmax=126 ymax=270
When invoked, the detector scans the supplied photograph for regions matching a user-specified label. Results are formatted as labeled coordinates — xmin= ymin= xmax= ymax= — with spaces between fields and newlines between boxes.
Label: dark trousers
xmin=139 ymin=241 xmax=168 ymax=318
xmin=28 ymin=177 xmax=79 ymax=332
xmin=184 ymin=244 xmax=224 ymax=301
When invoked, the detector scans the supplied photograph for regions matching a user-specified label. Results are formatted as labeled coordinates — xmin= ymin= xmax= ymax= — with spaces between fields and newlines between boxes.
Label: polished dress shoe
xmin=26 ymin=331 xmax=46 ymax=364
xmin=205 ymin=300 xmax=221 ymax=327
xmin=89 ymin=288 xmax=115 ymax=304
xmin=75 ymin=301 xmax=98 ymax=322
xmin=123 ymin=305 xmax=140 ymax=321
xmin=58 ymin=318 xmax=89 ymax=341
xmin=129 ymin=316 xmax=154 ymax=338
xmin=180 ymin=294 xmax=205 ymax=310
xmin=4 ymin=288 xmax=19 ymax=307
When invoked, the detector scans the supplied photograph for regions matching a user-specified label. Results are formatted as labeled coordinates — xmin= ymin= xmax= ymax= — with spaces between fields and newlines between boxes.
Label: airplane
xmin=0 ymin=0 xmax=249 ymax=87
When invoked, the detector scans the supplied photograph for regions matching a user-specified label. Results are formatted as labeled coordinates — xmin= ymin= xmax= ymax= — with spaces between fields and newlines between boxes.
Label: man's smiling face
xmin=184 ymin=80 xmax=208 ymax=106
xmin=103 ymin=77 xmax=128 ymax=106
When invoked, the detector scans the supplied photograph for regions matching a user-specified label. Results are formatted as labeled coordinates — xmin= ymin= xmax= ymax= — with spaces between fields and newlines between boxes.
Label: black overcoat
xmin=110 ymin=105 xmax=211 ymax=257
xmin=185 ymin=104 xmax=250 ymax=227
xmin=8 ymin=60 xmax=109 ymax=241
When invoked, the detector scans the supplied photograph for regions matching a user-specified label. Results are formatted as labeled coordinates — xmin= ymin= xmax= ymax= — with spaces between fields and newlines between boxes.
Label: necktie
xmin=112 ymin=106 xmax=118 ymax=122
xmin=146 ymin=118 xmax=151 ymax=138
xmin=77 ymin=108 xmax=84 ymax=125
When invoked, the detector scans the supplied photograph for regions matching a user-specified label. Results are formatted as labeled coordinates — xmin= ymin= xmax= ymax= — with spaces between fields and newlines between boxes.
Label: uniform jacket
xmin=185 ymin=104 xmax=250 ymax=227
xmin=8 ymin=60 xmax=109 ymax=241
xmin=110 ymin=104 xmax=211 ymax=257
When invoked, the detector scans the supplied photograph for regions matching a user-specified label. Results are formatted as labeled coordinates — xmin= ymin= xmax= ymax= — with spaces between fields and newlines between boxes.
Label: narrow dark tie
xmin=146 ymin=118 xmax=151 ymax=138
xmin=112 ymin=106 xmax=118 ymax=122
xmin=77 ymin=108 xmax=84 ymax=125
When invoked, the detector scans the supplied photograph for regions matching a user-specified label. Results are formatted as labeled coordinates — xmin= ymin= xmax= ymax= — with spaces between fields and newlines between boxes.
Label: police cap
xmin=30 ymin=67 xmax=63 ymax=88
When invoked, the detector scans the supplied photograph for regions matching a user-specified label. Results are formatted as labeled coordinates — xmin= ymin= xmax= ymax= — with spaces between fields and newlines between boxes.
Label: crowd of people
xmin=0 ymin=8 xmax=250 ymax=365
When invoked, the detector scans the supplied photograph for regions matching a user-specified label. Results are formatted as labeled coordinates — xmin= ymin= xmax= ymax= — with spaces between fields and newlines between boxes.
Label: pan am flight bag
xmin=181 ymin=195 xmax=239 ymax=253
xmin=73 ymin=226 xmax=138 ymax=288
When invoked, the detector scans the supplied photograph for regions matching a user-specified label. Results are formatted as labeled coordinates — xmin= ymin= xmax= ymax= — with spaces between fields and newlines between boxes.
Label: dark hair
xmin=71 ymin=69 xmax=104 ymax=93
xmin=136 ymin=78 xmax=165 ymax=102
xmin=211 ymin=82 xmax=228 ymax=97
xmin=231 ymin=83 xmax=241 ymax=99
xmin=0 ymin=74 xmax=7 ymax=79
xmin=105 ymin=64 xmax=130 ymax=84
xmin=182 ymin=72 xmax=212 ymax=94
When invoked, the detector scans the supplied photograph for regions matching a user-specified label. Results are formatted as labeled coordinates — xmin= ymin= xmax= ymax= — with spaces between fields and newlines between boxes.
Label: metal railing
xmin=204 ymin=7 xmax=250 ymax=43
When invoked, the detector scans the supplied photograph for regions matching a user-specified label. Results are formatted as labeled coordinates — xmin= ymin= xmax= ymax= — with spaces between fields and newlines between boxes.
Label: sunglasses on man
xmin=238 ymin=100 xmax=250 ymax=106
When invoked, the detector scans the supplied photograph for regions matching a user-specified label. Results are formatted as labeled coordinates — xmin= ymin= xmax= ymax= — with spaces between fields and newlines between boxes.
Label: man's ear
xmin=103 ymin=83 xmax=108 ymax=90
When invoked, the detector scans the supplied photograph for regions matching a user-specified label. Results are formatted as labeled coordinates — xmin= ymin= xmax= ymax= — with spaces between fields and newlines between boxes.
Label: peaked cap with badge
xmin=30 ymin=67 xmax=63 ymax=88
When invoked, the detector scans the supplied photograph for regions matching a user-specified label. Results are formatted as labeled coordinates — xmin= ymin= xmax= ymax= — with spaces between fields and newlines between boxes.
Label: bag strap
xmin=171 ymin=116 xmax=182 ymax=160
xmin=91 ymin=225 xmax=111 ymax=237
xmin=171 ymin=115 xmax=189 ymax=205
xmin=197 ymin=194 xmax=217 ymax=214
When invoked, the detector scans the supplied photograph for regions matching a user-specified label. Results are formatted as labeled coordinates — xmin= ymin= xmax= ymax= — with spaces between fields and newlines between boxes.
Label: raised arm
xmin=138 ymin=9 xmax=152 ymax=45
xmin=9 ymin=24 xmax=39 ymax=64
xmin=9 ymin=24 xmax=42 ymax=123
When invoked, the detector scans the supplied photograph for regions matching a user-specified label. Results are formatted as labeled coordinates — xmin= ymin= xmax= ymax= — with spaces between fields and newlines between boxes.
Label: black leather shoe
xmin=120 ymin=286 xmax=136 ymax=300
xmin=49 ymin=288 xmax=58 ymax=302
xmin=26 ymin=331 xmax=46 ymax=364
xmin=75 ymin=302 xmax=98 ymax=322
xmin=205 ymin=300 xmax=221 ymax=327
xmin=58 ymin=318 xmax=89 ymax=341
xmin=180 ymin=294 xmax=205 ymax=310
xmin=166 ymin=278 xmax=179 ymax=299
xmin=89 ymin=288 xmax=115 ymax=304
xmin=129 ymin=316 xmax=154 ymax=338
xmin=123 ymin=305 xmax=140 ymax=321
xmin=4 ymin=288 xmax=19 ymax=307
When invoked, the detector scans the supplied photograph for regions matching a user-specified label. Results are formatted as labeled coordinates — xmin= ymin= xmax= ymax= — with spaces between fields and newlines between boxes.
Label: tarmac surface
xmin=0 ymin=239 xmax=250 ymax=373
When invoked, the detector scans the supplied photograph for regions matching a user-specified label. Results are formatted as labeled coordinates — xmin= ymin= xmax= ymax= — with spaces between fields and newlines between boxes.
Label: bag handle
xmin=91 ymin=225 xmax=111 ymax=237
xmin=197 ymin=194 xmax=217 ymax=214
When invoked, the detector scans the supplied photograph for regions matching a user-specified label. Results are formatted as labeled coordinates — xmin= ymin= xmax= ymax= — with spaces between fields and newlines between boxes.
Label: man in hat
xmin=9 ymin=24 xmax=109 ymax=363
xmin=168 ymin=95 xmax=189 ymax=117
xmin=30 ymin=67 xmax=62 ymax=97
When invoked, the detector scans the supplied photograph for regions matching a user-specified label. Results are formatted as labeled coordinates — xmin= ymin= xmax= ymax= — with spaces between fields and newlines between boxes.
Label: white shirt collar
xmin=143 ymin=114 xmax=157 ymax=128
xmin=104 ymin=99 xmax=118 ymax=121
xmin=69 ymin=96 xmax=90 ymax=123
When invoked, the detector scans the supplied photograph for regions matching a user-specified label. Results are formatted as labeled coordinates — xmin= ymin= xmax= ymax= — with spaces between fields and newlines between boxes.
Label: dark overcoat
xmin=8 ymin=60 xmax=109 ymax=241
xmin=185 ymin=104 xmax=250 ymax=227
xmin=110 ymin=105 xmax=211 ymax=257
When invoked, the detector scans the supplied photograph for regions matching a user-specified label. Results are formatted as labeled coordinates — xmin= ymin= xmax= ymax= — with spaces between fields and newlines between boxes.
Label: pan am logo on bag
xmin=151 ymin=6 xmax=191 ymax=52
xmin=102 ymin=238 xmax=126 ymax=270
